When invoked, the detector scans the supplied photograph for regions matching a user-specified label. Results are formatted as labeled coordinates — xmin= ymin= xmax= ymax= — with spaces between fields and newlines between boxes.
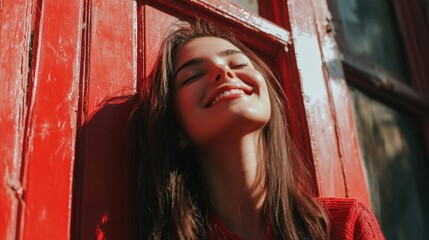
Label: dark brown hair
xmin=136 ymin=21 xmax=329 ymax=239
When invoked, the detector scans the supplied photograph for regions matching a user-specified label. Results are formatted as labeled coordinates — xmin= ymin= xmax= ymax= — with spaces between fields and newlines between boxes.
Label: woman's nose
xmin=212 ymin=64 xmax=235 ymax=84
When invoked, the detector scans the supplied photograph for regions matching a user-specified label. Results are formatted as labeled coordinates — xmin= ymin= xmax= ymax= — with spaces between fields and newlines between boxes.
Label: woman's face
xmin=173 ymin=37 xmax=271 ymax=146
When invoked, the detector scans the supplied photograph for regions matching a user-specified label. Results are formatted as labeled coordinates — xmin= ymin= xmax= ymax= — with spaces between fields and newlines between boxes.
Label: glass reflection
xmin=335 ymin=0 xmax=410 ymax=82
xmin=349 ymin=86 xmax=429 ymax=239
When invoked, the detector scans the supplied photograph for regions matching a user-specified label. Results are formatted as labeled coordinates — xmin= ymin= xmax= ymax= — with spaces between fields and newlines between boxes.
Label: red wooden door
xmin=1 ymin=0 xmax=371 ymax=239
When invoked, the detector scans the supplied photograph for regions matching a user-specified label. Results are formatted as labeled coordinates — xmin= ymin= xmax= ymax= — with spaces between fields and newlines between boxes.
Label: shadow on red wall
xmin=72 ymin=95 xmax=139 ymax=239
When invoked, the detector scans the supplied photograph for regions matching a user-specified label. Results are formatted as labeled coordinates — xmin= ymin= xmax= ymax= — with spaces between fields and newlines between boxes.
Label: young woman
xmin=135 ymin=21 xmax=384 ymax=240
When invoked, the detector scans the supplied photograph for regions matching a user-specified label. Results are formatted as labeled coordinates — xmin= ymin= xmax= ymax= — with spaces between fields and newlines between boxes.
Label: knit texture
xmin=320 ymin=197 xmax=384 ymax=240
xmin=209 ymin=197 xmax=385 ymax=239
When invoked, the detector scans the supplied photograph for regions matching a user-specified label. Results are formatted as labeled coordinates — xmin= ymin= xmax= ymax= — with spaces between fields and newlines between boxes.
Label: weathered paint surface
xmin=20 ymin=0 xmax=81 ymax=239
xmin=0 ymin=1 xmax=33 ymax=239
xmin=286 ymin=0 xmax=347 ymax=197
xmin=310 ymin=0 xmax=369 ymax=204
xmin=151 ymin=0 xmax=290 ymax=54
xmin=20 ymin=0 xmax=83 ymax=238
xmin=73 ymin=0 xmax=137 ymax=239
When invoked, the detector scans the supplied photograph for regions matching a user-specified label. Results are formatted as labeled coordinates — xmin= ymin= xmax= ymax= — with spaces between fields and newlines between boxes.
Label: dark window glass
xmin=334 ymin=0 xmax=410 ymax=82
xmin=349 ymin=86 xmax=429 ymax=239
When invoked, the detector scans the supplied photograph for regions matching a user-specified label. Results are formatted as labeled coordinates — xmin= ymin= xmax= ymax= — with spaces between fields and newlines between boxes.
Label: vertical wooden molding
xmin=71 ymin=0 xmax=92 ymax=238
xmin=0 ymin=0 xmax=35 ymax=238
xmin=20 ymin=0 xmax=84 ymax=238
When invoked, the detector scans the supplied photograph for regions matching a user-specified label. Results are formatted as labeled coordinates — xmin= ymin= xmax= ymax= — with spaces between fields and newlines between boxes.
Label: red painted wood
xmin=72 ymin=0 xmax=137 ymax=239
xmin=20 ymin=0 xmax=83 ymax=238
xmin=282 ymin=0 xmax=347 ymax=197
xmin=144 ymin=5 xmax=178 ymax=79
xmin=259 ymin=0 xmax=321 ymax=195
xmin=0 ymin=1 xmax=33 ymax=239
xmin=182 ymin=0 xmax=290 ymax=44
xmin=149 ymin=0 xmax=290 ymax=55
xmin=310 ymin=0 xmax=369 ymax=205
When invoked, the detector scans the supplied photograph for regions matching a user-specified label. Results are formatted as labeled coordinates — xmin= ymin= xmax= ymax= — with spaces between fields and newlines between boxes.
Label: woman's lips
xmin=205 ymin=86 xmax=253 ymax=108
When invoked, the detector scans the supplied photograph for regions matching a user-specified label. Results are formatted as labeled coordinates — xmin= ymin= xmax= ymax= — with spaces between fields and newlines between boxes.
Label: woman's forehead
xmin=174 ymin=37 xmax=242 ymax=67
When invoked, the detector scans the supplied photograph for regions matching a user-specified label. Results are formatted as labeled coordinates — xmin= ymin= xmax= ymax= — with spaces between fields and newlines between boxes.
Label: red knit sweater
xmin=209 ymin=197 xmax=385 ymax=239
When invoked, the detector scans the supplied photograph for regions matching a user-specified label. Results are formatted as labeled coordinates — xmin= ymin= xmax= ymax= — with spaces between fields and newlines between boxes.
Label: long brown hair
xmin=136 ymin=21 xmax=329 ymax=239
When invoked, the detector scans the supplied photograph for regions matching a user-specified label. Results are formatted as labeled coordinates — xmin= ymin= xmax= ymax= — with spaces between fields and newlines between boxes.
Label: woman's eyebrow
xmin=174 ymin=49 xmax=245 ymax=77
xmin=217 ymin=49 xmax=244 ymax=57
xmin=175 ymin=58 xmax=204 ymax=77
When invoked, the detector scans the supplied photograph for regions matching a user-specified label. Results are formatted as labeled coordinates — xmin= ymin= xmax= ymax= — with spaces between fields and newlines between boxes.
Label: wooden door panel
xmin=0 ymin=1 xmax=33 ymax=239
xmin=309 ymin=0 xmax=369 ymax=203
xmin=20 ymin=0 xmax=83 ymax=239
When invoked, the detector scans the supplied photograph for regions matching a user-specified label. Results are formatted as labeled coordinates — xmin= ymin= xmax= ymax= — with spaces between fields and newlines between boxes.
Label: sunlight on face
xmin=173 ymin=37 xmax=271 ymax=147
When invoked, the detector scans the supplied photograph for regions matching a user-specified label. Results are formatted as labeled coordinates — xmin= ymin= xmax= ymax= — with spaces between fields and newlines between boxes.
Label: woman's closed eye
xmin=183 ymin=73 xmax=206 ymax=85
xmin=231 ymin=63 xmax=249 ymax=69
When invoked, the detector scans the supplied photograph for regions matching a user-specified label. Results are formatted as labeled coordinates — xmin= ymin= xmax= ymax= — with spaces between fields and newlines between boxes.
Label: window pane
xmin=229 ymin=0 xmax=259 ymax=15
xmin=349 ymin=86 xmax=429 ymax=239
xmin=334 ymin=0 xmax=410 ymax=82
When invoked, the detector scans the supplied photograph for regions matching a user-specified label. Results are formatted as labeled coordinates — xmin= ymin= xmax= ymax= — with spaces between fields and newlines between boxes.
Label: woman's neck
xmin=198 ymin=131 xmax=267 ymax=240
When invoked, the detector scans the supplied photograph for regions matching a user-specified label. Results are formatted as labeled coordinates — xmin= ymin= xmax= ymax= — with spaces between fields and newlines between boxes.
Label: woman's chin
xmin=187 ymin=115 xmax=269 ymax=147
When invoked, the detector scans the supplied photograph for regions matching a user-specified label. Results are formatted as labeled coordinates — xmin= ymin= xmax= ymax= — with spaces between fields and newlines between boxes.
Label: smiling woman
xmin=135 ymin=21 xmax=384 ymax=240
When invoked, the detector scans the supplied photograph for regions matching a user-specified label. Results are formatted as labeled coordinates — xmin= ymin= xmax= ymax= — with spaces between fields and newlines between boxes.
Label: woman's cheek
xmin=236 ymin=69 xmax=264 ymax=88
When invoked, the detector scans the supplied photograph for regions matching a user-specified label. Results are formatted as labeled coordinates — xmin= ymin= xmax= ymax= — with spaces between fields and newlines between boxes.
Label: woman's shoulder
xmin=316 ymin=197 xmax=385 ymax=240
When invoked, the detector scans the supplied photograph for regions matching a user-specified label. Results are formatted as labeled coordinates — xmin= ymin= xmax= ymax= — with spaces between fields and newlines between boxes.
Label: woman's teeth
xmin=211 ymin=89 xmax=245 ymax=106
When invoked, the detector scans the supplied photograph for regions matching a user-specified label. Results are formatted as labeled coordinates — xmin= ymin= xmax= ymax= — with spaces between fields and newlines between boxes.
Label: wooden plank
xmin=286 ymin=0 xmax=347 ymax=197
xmin=73 ymin=0 xmax=137 ymax=239
xmin=310 ymin=0 xmax=370 ymax=205
xmin=148 ymin=0 xmax=290 ymax=55
xmin=20 ymin=0 xmax=83 ymax=238
xmin=0 ymin=1 xmax=33 ymax=239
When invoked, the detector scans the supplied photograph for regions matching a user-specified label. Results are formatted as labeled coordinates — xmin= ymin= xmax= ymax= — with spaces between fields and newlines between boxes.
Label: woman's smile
xmin=208 ymin=88 xmax=247 ymax=107
xmin=205 ymin=83 xmax=253 ymax=108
